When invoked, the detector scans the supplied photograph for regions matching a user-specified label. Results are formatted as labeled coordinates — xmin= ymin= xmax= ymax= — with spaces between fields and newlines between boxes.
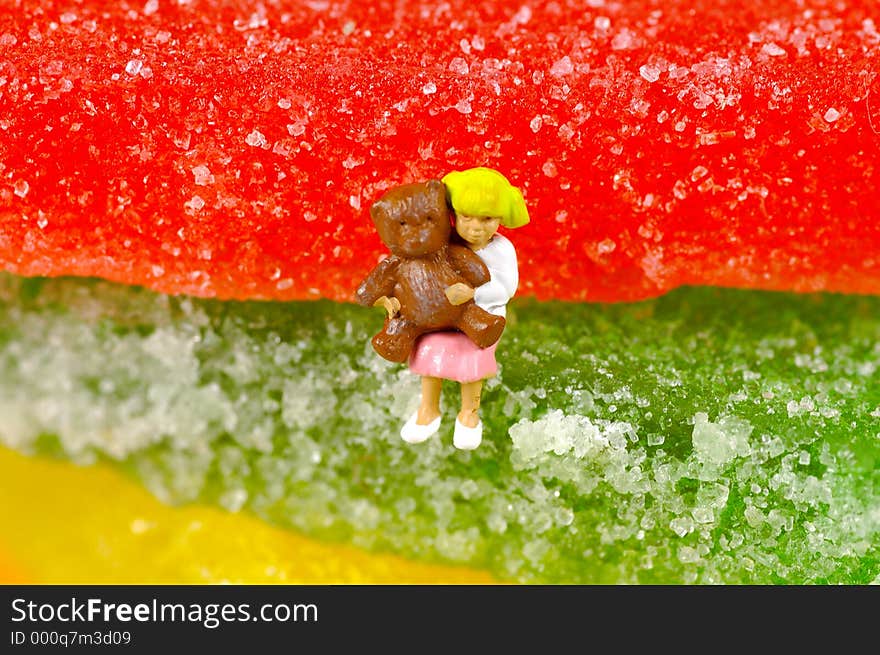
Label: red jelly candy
xmin=1 ymin=1 xmax=878 ymax=302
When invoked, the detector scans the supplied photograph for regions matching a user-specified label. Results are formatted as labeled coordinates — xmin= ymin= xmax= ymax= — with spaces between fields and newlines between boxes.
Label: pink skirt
xmin=408 ymin=331 xmax=498 ymax=383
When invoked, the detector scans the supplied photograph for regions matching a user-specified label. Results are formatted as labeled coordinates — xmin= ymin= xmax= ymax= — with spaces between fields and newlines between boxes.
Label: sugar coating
xmin=1 ymin=1 xmax=879 ymax=304
xmin=0 ymin=274 xmax=877 ymax=583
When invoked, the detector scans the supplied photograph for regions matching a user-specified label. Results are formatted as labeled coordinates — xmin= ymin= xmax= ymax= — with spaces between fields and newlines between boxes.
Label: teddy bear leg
xmin=371 ymin=317 xmax=421 ymax=363
xmin=458 ymin=304 xmax=506 ymax=348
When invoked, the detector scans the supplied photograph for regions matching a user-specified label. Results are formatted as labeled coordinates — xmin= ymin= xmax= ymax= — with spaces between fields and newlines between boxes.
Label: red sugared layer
xmin=1 ymin=1 xmax=878 ymax=302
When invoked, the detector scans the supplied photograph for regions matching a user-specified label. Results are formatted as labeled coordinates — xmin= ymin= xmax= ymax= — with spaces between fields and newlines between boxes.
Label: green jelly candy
xmin=0 ymin=274 xmax=877 ymax=583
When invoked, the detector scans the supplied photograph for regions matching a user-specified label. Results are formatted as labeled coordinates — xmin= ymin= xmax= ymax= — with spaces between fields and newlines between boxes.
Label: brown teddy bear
xmin=356 ymin=179 xmax=506 ymax=363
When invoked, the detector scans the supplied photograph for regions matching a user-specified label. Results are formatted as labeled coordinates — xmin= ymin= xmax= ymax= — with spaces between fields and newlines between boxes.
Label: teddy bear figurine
xmin=356 ymin=179 xmax=506 ymax=363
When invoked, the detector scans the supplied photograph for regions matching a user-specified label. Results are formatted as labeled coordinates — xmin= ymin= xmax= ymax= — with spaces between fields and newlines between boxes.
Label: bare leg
xmin=401 ymin=375 xmax=443 ymax=444
xmin=458 ymin=380 xmax=483 ymax=428
xmin=417 ymin=377 xmax=443 ymax=425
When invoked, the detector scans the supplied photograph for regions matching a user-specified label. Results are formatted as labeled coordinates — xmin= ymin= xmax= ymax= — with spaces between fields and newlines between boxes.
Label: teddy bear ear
xmin=425 ymin=178 xmax=445 ymax=195
xmin=424 ymin=178 xmax=448 ymax=206
xmin=369 ymin=199 xmax=387 ymax=224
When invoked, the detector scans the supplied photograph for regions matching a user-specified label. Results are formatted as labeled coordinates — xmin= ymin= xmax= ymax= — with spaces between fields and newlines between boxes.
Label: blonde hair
xmin=442 ymin=167 xmax=530 ymax=229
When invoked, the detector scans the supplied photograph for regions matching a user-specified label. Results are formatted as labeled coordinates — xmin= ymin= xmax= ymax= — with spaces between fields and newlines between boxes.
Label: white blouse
xmin=472 ymin=234 xmax=519 ymax=317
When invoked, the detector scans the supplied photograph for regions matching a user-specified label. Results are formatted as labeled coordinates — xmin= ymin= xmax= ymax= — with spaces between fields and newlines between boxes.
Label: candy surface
xmin=1 ymin=1 xmax=878 ymax=302
xmin=0 ymin=446 xmax=496 ymax=583
xmin=2 ymin=275 xmax=877 ymax=583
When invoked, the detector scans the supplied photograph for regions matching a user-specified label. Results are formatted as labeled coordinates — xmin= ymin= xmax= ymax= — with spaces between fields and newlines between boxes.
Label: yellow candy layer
xmin=0 ymin=447 xmax=495 ymax=584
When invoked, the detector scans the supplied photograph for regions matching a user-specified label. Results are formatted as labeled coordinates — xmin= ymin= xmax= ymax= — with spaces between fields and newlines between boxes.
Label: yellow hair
xmin=442 ymin=167 xmax=530 ymax=229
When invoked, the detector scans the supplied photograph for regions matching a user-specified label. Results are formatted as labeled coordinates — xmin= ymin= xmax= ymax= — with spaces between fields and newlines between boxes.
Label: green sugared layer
xmin=0 ymin=274 xmax=877 ymax=583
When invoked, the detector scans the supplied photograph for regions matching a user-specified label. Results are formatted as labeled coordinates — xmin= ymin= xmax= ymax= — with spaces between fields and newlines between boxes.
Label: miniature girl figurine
xmin=401 ymin=167 xmax=530 ymax=450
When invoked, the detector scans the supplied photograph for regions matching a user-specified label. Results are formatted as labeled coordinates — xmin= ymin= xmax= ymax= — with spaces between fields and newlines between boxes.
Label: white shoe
xmin=453 ymin=418 xmax=482 ymax=450
xmin=400 ymin=413 xmax=441 ymax=444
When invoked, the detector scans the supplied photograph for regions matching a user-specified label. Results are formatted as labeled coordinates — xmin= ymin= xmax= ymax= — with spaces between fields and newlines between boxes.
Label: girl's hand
xmin=445 ymin=283 xmax=475 ymax=306
xmin=373 ymin=295 xmax=401 ymax=318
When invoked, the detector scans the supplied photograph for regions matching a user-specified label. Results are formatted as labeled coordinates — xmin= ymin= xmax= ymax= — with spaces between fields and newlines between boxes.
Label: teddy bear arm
xmin=446 ymin=245 xmax=491 ymax=287
xmin=356 ymin=256 xmax=399 ymax=306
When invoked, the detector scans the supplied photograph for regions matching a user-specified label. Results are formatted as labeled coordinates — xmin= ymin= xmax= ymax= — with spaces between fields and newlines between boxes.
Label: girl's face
xmin=455 ymin=212 xmax=501 ymax=250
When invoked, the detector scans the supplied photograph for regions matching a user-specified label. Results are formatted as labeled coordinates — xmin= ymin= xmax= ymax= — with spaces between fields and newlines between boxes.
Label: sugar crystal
xmin=448 ymin=58 xmax=469 ymax=75
xmin=550 ymin=56 xmax=573 ymax=77
xmin=125 ymin=59 xmax=143 ymax=76
xmin=191 ymin=165 xmax=214 ymax=186
xmin=245 ymin=130 xmax=267 ymax=147
xmin=639 ymin=64 xmax=661 ymax=82
xmin=823 ymin=108 xmax=840 ymax=122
